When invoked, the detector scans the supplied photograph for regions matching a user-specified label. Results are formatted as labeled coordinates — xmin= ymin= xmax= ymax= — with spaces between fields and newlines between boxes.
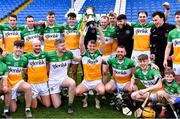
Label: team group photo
xmin=0 ymin=0 xmax=179 ymax=118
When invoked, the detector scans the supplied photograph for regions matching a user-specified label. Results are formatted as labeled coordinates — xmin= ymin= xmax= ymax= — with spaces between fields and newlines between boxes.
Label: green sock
xmin=68 ymin=102 xmax=73 ymax=108
xmin=4 ymin=106 xmax=9 ymax=113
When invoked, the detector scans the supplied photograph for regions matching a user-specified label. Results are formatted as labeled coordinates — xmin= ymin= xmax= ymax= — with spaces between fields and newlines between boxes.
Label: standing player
xmin=130 ymin=54 xmax=162 ymax=102
xmin=46 ymin=39 xmax=80 ymax=113
xmin=97 ymin=16 xmax=117 ymax=84
xmin=130 ymin=3 xmax=170 ymax=61
xmin=24 ymin=40 xmax=51 ymax=108
xmin=21 ymin=15 xmax=43 ymax=53
xmin=64 ymin=12 xmax=80 ymax=81
xmin=2 ymin=40 xmax=32 ymax=118
xmin=43 ymin=11 xmax=64 ymax=52
xmin=0 ymin=48 xmax=11 ymax=118
xmin=163 ymin=10 xmax=180 ymax=84
xmin=0 ymin=14 xmax=25 ymax=52
xmin=76 ymin=25 xmax=105 ymax=109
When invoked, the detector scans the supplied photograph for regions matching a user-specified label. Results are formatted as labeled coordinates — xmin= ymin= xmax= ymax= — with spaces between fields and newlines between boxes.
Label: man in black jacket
xmin=116 ymin=14 xmax=134 ymax=58
xmin=150 ymin=11 xmax=175 ymax=74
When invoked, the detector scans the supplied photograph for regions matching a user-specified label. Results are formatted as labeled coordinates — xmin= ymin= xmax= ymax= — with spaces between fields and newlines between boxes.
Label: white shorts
xmin=117 ymin=82 xmax=128 ymax=90
xmin=48 ymin=77 xmax=67 ymax=94
xmin=82 ymin=79 xmax=102 ymax=90
xmin=31 ymin=82 xmax=49 ymax=99
xmin=102 ymin=55 xmax=111 ymax=62
xmin=71 ymin=49 xmax=80 ymax=64
xmin=150 ymin=93 xmax=158 ymax=102
xmin=11 ymin=80 xmax=24 ymax=100
xmin=173 ymin=63 xmax=180 ymax=75
xmin=131 ymin=50 xmax=150 ymax=62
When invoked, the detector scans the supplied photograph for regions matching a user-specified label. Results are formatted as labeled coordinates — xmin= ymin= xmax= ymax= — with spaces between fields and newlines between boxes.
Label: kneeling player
xmin=76 ymin=26 xmax=105 ymax=109
xmin=130 ymin=54 xmax=162 ymax=103
xmin=0 ymin=48 xmax=11 ymax=118
xmin=47 ymin=39 xmax=81 ymax=114
xmin=157 ymin=68 xmax=180 ymax=118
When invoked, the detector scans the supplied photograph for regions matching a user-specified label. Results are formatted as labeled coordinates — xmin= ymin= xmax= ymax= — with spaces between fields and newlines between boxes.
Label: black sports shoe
xmin=2 ymin=112 xmax=11 ymax=119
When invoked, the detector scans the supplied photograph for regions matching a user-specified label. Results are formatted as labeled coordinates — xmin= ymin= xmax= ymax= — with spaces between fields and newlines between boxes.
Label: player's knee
xmin=105 ymin=85 xmax=111 ymax=93
xmin=44 ymin=102 xmax=51 ymax=108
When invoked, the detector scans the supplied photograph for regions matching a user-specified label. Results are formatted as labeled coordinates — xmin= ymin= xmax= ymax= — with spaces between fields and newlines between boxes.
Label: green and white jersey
xmin=107 ymin=57 xmax=135 ymax=83
xmin=0 ymin=61 xmax=8 ymax=79
xmin=97 ymin=25 xmax=117 ymax=56
xmin=162 ymin=79 xmax=180 ymax=95
xmin=82 ymin=50 xmax=102 ymax=81
xmin=43 ymin=23 xmax=64 ymax=51
xmin=167 ymin=28 xmax=180 ymax=64
xmin=46 ymin=50 xmax=74 ymax=82
xmin=2 ymin=53 xmax=27 ymax=87
xmin=0 ymin=24 xmax=25 ymax=52
xmin=133 ymin=65 xmax=161 ymax=87
xmin=64 ymin=24 xmax=80 ymax=49
xmin=21 ymin=26 xmax=43 ymax=52
xmin=131 ymin=22 xmax=154 ymax=51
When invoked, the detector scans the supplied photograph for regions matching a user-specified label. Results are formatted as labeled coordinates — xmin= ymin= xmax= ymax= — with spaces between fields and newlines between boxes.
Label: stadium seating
xmin=0 ymin=0 xmax=26 ymax=20
xmin=16 ymin=0 xmax=71 ymax=25
xmin=126 ymin=0 xmax=180 ymax=24
xmin=79 ymin=0 xmax=116 ymax=14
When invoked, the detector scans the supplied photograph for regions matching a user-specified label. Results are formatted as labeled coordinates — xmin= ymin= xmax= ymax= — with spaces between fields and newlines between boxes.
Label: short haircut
xmin=138 ymin=11 xmax=148 ymax=17
xmin=175 ymin=10 xmax=180 ymax=16
xmin=9 ymin=14 xmax=17 ymax=20
xmin=14 ymin=40 xmax=24 ymax=48
xmin=138 ymin=54 xmax=148 ymax=61
xmin=101 ymin=16 xmax=109 ymax=21
xmin=87 ymin=40 xmax=96 ymax=45
xmin=118 ymin=45 xmax=126 ymax=49
xmin=0 ymin=48 xmax=3 ymax=54
xmin=164 ymin=67 xmax=175 ymax=77
xmin=108 ymin=11 xmax=116 ymax=17
xmin=25 ymin=15 xmax=34 ymax=21
xmin=152 ymin=11 xmax=165 ymax=21
xmin=117 ymin=14 xmax=127 ymax=20
xmin=54 ymin=39 xmax=65 ymax=46
xmin=67 ymin=12 xmax=76 ymax=18
xmin=47 ymin=11 xmax=55 ymax=16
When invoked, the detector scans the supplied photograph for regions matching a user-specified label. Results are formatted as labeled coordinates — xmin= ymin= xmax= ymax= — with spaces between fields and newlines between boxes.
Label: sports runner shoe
xmin=25 ymin=110 xmax=32 ymax=118
xmin=67 ymin=107 xmax=74 ymax=114
xmin=82 ymin=95 xmax=88 ymax=108
xmin=95 ymin=97 xmax=100 ymax=109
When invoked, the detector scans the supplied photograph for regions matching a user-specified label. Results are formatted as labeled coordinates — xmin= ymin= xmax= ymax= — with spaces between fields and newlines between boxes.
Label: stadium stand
xmin=16 ymin=0 xmax=71 ymax=25
xmin=0 ymin=0 xmax=27 ymax=20
xmin=126 ymin=0 xmax=179 ymax=24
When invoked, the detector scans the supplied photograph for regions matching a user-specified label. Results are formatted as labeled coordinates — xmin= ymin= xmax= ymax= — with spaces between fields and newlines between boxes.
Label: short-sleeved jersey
xmin=0 ymin=31 xmax=3 ymax=49
xmin=64 ymin=24 xmax=80 ymax=50
xmin=3 ymin=53 xmax=27 ymax=88
xmin=21 ymin=26 xmax=43 ymax=52
xmin=43 ymin=23 xmax=64 ymax=51
xmin=162 ymin=79 xmax=180 ymax=95
xmin=0 ymin=61 xmax=8 ymax=80
xmin=108 ymin=57 xmax=135 ymax=83
xmin=133 ymin=66 xmax=161 ymax=87
xmin=24 ymin=51 xmax=47 ymax=84
xmin=0 ymin=24 xmax=25 ymax=52
xmin=97 ymin=25 xmax=117 ymax=55
xmin=131 ymin=22 xmax=154 ymax=51
xmin=167 ymin=28 xmax=180 ymax=64
xmin=46 ymin=51 xmax=73 ymax=82
xmin=82 ymin=50 xmax=102 ymax=81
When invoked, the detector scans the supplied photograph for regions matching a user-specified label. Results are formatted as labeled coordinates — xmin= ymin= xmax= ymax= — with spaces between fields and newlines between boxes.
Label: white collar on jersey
xmin=13 ymin=53 xmax=20 ymax=61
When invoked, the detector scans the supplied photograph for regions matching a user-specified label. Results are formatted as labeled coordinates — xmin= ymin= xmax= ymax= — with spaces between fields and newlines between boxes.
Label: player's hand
xmin=150 ymin=63 xmax=159 ymax=70
xmin=163 ymin=59 xmax=168 ymax=68
xmin=36 ymin=20 xmax=45 ymax=26
xmin=2 ymin=51 xmax=7 ymax=57
xmin=2 ymin=86 xmax=8 ymax=93
xmin=162 ymin=2 xmax=170 ymax=10
xmin=139 ymin=89 xmax=147 ymax=95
